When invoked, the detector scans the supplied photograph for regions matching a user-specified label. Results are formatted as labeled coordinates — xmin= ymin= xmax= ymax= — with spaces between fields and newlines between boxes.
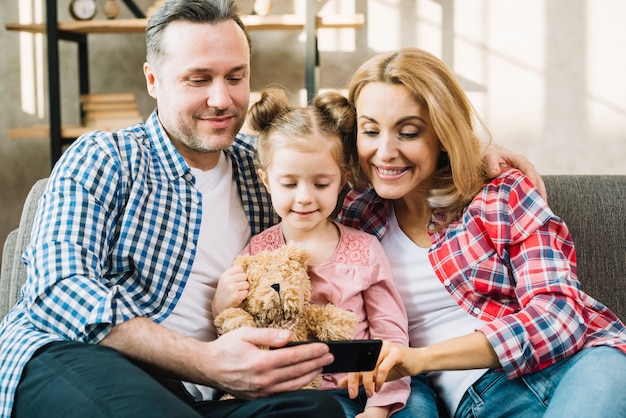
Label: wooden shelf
xmin=5 ymin=5 xmax=364 ymax=165
xmin=5 ymin=14 xmax=364 ymax=35
xmin=8 ymin=125 xmax=97 ymax=140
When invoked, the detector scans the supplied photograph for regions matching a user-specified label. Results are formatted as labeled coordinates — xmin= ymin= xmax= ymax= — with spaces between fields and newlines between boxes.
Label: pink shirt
xmin=244 ymin=221 xmax=410 ymax=413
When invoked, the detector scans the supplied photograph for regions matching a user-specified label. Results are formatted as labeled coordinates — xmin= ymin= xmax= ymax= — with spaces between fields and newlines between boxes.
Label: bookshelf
xmin=5 ymin=0 xmax=364 ymax=166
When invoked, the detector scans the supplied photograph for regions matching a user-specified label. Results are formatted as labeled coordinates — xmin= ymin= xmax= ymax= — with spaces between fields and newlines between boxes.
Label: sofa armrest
xmin=0 ymin=178 xmax=49 ymax=319
xmin=0 ymin=230 xmax=19 ymax=318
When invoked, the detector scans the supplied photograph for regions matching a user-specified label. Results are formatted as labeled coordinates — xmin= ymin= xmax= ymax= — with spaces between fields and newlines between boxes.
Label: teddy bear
xmin=214 ymin=242 xmax=358 ymax=391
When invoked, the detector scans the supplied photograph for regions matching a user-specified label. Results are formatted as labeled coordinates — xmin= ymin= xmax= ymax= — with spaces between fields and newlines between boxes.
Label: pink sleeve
xmin=362 ymin=237 xmax=410 ymax=413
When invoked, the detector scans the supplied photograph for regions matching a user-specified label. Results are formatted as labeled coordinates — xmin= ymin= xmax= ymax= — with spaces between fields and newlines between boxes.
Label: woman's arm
xmin=347 ymin=331 xmax=500 ymax=398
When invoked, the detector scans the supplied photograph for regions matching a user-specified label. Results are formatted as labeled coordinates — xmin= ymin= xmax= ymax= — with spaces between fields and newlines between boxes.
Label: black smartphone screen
xmin=278 ymin=340 xmax=382 ymax=373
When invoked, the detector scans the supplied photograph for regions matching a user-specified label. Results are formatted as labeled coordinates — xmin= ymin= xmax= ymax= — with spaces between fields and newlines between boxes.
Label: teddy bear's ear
xmin=234 ymin=254 xmax=250 ymax=270
xmin=285 ymin=242 xmax=310 ymax=265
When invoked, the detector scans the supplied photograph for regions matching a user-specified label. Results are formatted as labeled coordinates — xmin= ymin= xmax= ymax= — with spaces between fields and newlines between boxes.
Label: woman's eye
xmin=399 ymin=131 xmax=419 ymax=139
xmin=360 ymin=130 xmax=378 ymax=137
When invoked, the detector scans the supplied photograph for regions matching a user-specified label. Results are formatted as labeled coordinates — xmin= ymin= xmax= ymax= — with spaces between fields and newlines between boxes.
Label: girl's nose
xmin=295 ymin=184 xmax=313 ymax=204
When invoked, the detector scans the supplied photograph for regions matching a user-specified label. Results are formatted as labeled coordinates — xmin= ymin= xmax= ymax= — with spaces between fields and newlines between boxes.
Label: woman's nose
xmin=376 ymin=134 xmax=398 ymax=161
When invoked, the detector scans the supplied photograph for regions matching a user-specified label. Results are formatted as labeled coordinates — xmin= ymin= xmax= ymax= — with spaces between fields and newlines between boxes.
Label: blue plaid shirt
xmin=0 ymin=111 xmax=278 ymax=417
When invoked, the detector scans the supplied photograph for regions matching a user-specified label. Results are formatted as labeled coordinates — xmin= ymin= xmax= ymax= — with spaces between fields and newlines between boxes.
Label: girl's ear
xmin=258 ymin=169 xmax=270 ymax=190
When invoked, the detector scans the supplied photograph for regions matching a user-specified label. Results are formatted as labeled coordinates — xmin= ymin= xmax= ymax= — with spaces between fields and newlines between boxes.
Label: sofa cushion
xmin=544 ymin=175 xmax=625 ymax=320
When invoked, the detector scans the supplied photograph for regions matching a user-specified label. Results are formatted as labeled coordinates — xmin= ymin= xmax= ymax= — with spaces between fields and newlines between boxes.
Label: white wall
xmin=1 ymin=0 xmax=625 ymax=253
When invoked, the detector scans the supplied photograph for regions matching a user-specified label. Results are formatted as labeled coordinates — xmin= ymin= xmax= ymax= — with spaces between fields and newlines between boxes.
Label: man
xmin=0 ymin=1 xmax=344 ymax=417
xmin=0 ymin=0 xmax=543 ymax=417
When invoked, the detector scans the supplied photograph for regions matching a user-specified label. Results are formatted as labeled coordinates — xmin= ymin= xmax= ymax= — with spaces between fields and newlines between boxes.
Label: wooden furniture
xmin=5 ymin=0 xmax=364 ymax=167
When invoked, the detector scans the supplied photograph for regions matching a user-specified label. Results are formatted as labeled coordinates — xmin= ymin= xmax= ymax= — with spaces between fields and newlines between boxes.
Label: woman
xmin=338 ymin=47 xmax=626 ymax=417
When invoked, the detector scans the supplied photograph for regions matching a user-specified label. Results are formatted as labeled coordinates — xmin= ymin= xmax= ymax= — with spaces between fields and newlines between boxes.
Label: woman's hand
xmin=212 ymin=264 xmax=249 ymax=318
xmin=343 ymin=340 xmax=419 ymax=398
xmin=341 ymin=332 xmax=501 ymax=398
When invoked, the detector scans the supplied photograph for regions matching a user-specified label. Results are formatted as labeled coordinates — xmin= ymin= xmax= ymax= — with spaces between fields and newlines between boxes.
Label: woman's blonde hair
xmin=347 ymin=47 xmax=490 ymax=226
xmin=249 ymin=87 xmax=355 ymax=176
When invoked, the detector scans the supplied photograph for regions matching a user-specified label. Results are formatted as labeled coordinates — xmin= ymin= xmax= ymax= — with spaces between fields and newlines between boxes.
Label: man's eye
xmin=188 ymin=79 xmax=207 ymax=86
xmin=227 ymin=76 xmax=244 ymax=84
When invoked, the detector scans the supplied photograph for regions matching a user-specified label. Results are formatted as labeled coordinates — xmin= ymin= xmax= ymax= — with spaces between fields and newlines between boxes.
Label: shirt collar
xmin=145 ymin=110 xmax=191 ymax=182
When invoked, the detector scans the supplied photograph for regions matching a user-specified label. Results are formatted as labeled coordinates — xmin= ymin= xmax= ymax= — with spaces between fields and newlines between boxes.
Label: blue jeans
xmin=393 ymin=346 xmax=625 ymax=417
xmin=455 ymin=346 xmax=626 ymax=417
xmin=13 ymin=341 xmax=346 ymax=418
xmin=329 ymin=374 xmax=441 ymax=417
xmin=392 ymin=374 xmax=443 ymax=417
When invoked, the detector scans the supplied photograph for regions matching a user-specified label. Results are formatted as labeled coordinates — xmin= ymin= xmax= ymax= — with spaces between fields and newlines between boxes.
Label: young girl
xmin=212 ymin=88 xmax=410 ymax=418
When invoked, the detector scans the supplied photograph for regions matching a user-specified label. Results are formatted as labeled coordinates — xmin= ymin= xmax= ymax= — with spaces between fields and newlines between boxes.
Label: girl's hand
xmin=212 ymin=264 xmax=249 ymax=317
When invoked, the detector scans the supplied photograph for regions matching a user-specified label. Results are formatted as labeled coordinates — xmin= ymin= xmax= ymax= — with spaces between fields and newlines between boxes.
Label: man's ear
xmin=144 ymin=62 xmax=158 ymax=100
xmin=258 ymin=169 xmax=270 ymax=190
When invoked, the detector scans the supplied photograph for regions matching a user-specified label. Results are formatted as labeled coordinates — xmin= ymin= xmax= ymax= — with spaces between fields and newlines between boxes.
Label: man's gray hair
xmin=146 ymin=0 xmax=251 ymax=66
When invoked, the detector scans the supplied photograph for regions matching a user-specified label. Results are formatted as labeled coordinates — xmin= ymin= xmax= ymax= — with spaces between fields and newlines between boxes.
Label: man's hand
xmin=204 ymin=327 xmax=334 ymax=399
xmin=482 ymin=143 xmax=547 ymax=201
xmin=101 ymin=318 xmax=334 ymax=399
xmin=212 ymin=264 xmax=249 ymax=318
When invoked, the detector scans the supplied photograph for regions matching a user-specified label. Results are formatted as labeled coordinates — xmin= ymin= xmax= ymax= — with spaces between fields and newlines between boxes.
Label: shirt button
xmin=167 ymin=291 xmax=177 ymax=299
xmin=578 ymin=317 xmax=585 ymax=324
xmin=184 ymin=173 xmax=193 ymax=182
xmin=192 ymin=195 xmax=200 ymax=204
xmin=473 ymin=307 xmax=481 ymax=315
xmin=443 ymin=279 xmax=451 ymax=286
xmin=189 ymin=242 xmax=195 ymax=250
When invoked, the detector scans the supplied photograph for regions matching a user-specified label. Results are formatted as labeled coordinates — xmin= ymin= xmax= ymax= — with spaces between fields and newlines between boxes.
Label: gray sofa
xmin=1 ymin=176 xmax=625 ymax=321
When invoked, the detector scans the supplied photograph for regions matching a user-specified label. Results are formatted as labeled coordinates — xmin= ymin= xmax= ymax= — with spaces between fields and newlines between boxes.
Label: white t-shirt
xmin=380 ymin=208 xmax=487 ymax=416
xmin=161 ymin=151 xmax=251 ymax=400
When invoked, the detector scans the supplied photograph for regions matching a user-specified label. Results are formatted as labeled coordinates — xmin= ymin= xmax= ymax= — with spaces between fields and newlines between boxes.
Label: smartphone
xmin=279 ymin=340 xmax=382 ymax=373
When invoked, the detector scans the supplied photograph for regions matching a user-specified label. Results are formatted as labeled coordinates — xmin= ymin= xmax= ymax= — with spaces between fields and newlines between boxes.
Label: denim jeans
xmin=13 ymin=341 xmax=346 ymax=418
xmin=455 ymin=346 xmax=626 ymax=418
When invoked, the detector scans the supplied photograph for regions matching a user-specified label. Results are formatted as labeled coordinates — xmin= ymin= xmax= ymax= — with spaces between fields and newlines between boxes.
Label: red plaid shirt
xmin=339 ymin=169 xmax=626 ymax=378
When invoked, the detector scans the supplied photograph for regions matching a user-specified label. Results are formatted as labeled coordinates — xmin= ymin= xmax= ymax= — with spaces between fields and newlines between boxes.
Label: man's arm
xmin=100 ymin=318 xmax=334 ymax=399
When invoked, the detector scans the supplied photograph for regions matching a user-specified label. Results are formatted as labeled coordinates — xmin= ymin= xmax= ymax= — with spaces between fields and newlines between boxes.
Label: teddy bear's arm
xmin=214 ymin=307 xmax=257 ymax=335
xmin=304 ymin=304 xmax=358 ymax=341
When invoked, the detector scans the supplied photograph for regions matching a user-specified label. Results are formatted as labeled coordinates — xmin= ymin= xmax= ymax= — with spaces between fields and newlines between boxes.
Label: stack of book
xmin=81 ymin=92 xmax=143 ymax=130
